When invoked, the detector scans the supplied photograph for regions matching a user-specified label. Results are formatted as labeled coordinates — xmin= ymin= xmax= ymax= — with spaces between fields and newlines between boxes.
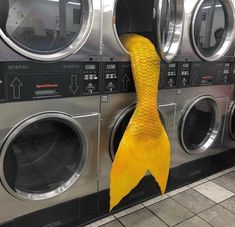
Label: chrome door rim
xmin=191 ymin=0 xmax=235 ymax=61
xmin=0 ymin=0 xmax=93 ymax=61
xmin=153 ymin=0 xmax=184 ymax=62
xmin=180 ymin=95 xmax=221 ymax=154
xmin=0 ymin=112 xmax=89 ymax=201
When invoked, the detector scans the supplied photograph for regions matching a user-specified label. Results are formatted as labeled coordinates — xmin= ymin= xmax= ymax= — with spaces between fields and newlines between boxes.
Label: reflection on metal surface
xmin=0 ymin=0 xmax=93 ymax=61
xmin=153 ymin=0 xmax=184 ymax=62
xmin=180 ymin=96 xmax=221 ymax=154
xmin=191 ymin=0 xmax=235 ymax=61
xmin=0 ymin=112 xmax=88 ymax=201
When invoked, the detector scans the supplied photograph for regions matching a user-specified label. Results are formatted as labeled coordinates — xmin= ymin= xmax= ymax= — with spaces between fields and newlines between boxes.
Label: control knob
xmin=167 ymin=79 xmax=174 ymax=87
xmin=106 ymin=82 xmax=116 ymax=92
xmin=86 ymin=83 xmax=96 ymax=94
xmin=181 ymin=78 xmax=187 ymax=87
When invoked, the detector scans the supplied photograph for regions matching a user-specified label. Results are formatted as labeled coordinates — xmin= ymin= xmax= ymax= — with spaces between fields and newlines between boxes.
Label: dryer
xmin=172 ymin=61 xmax=231 ymax=170
xmin=0 ymin=0 xmax=101 ymax=62
xmin=0 ymin=61 xmax=100 ymax=225
xmin=180 ymin=0 xmax=235 ymax=62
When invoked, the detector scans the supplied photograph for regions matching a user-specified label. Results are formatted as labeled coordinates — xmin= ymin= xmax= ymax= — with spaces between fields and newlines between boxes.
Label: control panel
xmin=0 ymin=61 xmax=100 ymax=103
xmin=102 ymin=61 xmax=179 ymax=94
xmin=179 ymin=62 xmax=234 ymax=87
xmin=159 ymin=62 xmax=178 ymax=89
xmin=102 ymin=62 xmax=135 ymax=94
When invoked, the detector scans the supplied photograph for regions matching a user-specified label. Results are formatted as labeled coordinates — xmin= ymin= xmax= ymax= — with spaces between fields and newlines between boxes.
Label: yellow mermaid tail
xmin=110 ymin=34 xmax=170 ymax=210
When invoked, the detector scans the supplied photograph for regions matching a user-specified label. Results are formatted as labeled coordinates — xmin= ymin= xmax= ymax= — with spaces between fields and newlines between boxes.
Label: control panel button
xmin=106 ymin=82 xmax=116 ymax=92
xmin=86 ymin=83 xmax=96 ymax=94
xmin=181 ymin=78 xmax=188 ymax=87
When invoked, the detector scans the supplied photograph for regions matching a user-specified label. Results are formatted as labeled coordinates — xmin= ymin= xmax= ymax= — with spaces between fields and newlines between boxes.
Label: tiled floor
xmin=86 ymin=167 xmax=235 ymax=227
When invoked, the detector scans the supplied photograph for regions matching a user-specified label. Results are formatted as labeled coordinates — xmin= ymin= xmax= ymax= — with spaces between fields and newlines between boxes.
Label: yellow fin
xmin=110 ymin=34 xmax=170 ymax=210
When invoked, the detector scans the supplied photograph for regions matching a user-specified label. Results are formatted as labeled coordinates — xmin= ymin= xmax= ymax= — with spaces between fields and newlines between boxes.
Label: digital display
xmin=85 ymin=65 xmax=96 ymax=70
xmin=106 ymin=64 xmax=116 ymax=70
xmin=182 ymin=63 xmax=190 ymax=68
xmin=168 ymin=63 xmax=176 ymax=68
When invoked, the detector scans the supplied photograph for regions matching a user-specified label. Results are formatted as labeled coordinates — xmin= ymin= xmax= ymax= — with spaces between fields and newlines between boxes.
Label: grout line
xmin=145 ymin=205 xmax=171 ymax=227
xmin=171 ymin=194 xmax=215 ymax=216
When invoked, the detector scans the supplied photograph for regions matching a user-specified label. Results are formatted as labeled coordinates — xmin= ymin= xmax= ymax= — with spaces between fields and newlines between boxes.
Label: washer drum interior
xmin=0 ymin=113 xmax=88 ymax=201
xmin=180 ymin=96 xmax=221 ymax=154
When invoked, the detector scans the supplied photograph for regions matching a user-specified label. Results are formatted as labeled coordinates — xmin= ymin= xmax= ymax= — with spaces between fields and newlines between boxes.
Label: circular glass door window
xmin=0 ymin=0 xmax=91 ymax=60
xmin=192 ymin=0 xmax=234 ymax=61
xmin=180 ymin=97 xmax=221 ymax=154
xmin=110 ymin=105 xmax=166 ymax=160
xmin=1 ymin=114 xmax=87 ymax=200
xmin=153 ymin=0 xmax=184 ymax=62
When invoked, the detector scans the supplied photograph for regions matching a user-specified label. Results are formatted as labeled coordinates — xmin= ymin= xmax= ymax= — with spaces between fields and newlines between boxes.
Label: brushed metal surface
xmin=0 ymin=96 xmax=100 ymax=223
xmin=98 ymin=90 xmax=177 ymax=191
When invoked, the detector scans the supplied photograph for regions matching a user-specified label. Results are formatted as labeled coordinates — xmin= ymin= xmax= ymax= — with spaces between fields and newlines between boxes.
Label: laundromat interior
xmin=1 ymin=0 xmax=235 ymax=226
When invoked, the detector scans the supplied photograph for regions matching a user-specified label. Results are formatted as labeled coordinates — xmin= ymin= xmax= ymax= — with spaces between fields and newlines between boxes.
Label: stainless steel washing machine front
xmin=172 ymin=61 xmax=231 ymax=168
xmin=0 ymin=0 xmax=101 ymax=62
xmin=0 ymin=61 xmax=100 ymax=224
xmin=180 ymin=0 xmax=235 ymax=62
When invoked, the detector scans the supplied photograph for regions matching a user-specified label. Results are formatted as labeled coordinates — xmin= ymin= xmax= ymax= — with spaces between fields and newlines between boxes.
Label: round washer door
xmin=0 ymin=113 xmax=88 ymax=200
xmin=109 ymin=104 xmax=166 ymax=160
xmin=0 ymin=0 xmax=92 ymax=61
xmin=153 ymin=0 xmax=184 ymax=62
xmin=229 ymin=103 xmax=235 ymax=141
xmin=191 ymin=0 xmax=235 ymax=61
xmin=180 ymin=96 xmax=221 ymax=154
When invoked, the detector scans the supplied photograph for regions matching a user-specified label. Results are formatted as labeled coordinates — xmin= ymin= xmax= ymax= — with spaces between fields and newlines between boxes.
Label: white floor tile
xmin=142 ymin=194 xmax=169 ymax=207
xmin=84 ymin=216 xmax=116 ymax=227
xmin=194 ymin=181 xmax=234 ymax=203
xmin=189 ymin=178 xmax=208 ymax=188
xmin=167 ymin=185 xmax=190 ymax=197
xmin=114 ymin=204 xmax=144 ymax=219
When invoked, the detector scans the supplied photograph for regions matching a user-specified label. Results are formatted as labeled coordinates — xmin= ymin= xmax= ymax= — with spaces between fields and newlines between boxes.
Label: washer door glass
xmin=180 ymin=97 xmax=220 ymax=154
xmin=110 ymin=105 xmax=166 ymax=160
xmin=153 ymin=0 xmax=184 ymax=62
xmin=0 ymin=0 xmax=90 ymax=60
xmin=2 ymin=116 xmax=87 ymax=200
xmin=192 ymin=0 xmax=234 ymax=61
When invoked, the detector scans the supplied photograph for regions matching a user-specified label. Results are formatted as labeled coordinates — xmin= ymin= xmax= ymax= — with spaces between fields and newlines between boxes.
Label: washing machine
xmin=0 ymin=0 xmax=101 ymax=62
xmin=180 ymin=0 xmax=235 ymax=62
xmin=0 ymin=61 xmax=100 ymax=226
xmin=172 ymin=61 xmax=232 ymax=170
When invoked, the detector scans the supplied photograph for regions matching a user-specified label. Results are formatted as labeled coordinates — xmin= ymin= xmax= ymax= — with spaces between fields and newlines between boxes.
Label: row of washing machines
xmin=0 ymin=0 xmax=235 ymax=226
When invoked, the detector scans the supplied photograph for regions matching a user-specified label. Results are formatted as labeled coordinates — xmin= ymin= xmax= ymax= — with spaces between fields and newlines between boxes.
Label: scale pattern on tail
xmin=110 ymin=34 xmax=170 ymax=210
